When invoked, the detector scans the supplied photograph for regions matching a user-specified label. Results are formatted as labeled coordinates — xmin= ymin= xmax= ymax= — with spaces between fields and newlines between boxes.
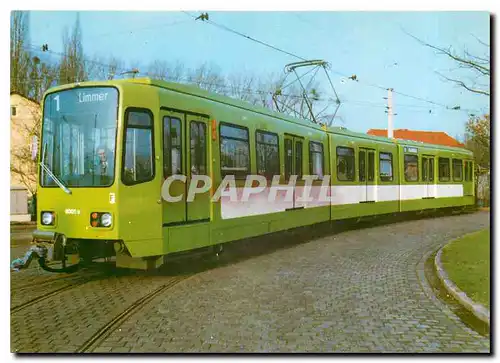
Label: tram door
xmin=359 ymin=148 xmax=376 ymax=202
xmin=284 ymin=134 xmax=304 ymax=209
xmin=162 ymin=110 xmax=210 ymax=226
xmin=186 ymin=115 xmax=210 ymax=222
xmin=422 ymin=155 xmax=436 ymax=198
xmin=464 ymin=160 xmax=474 ymax=196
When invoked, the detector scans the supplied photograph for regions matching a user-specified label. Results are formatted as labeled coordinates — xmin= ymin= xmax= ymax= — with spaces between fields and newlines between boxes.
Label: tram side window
xmin=309 ymin=141 xmax=324 ymax=178
xmin=220 ymin=123 xmax=250 ymax=178
xmin=438 ymin=157 xmax=450 ymax=181
xmin=453 ymin=158 xmax=463 ymax=181
xmin=163 ymin=117 xmax=182 ymax=177
xmin=190 ymin=121 xmax=207 ymax=175
xmin=469 ymin=161 xmax=474 ymax=181
xmin=379 ymin=152 xmax=393 ymax=181
xmin=122 ymin=110 xmax=154 ymax=185
xmin=404 ymin=154 xmax=419 ymax=182
xmin=256 ymin=130 xmax=279 ymax=179
xmin=337 ymin=147 xmax=354 ymax=181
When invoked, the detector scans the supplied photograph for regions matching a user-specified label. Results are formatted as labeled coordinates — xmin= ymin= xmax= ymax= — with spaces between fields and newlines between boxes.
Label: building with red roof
xmin=367 ymin=129 xmax=464 ymax=148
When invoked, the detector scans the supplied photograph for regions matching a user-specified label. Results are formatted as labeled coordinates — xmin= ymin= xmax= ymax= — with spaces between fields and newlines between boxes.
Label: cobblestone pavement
xmin=98 ymin=212 xmax=490 ymax=353
xmin=11 ymin=212 xmax=490 ymax=353
xmin=11 ymin=272 xmax=185 ymax=352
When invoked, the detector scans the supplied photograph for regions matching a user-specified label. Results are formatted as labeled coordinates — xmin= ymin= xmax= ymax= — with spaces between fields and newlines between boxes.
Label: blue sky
xmin=26 ymin=11 xmax=490 ymax=139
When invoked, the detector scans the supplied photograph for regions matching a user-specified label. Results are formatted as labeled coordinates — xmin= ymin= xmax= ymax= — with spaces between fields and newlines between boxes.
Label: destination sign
xmin=45 ymin=87 xmax=118 ymax=115
xmin=404 ymin=147 xmax=418 ymax=153
xmin=78 ymin=91 xmax=109 ymax=103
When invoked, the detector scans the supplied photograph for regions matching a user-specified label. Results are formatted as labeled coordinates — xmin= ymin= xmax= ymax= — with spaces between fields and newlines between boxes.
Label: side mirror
xmin=31 ymin=135 xmax=38 ymax=161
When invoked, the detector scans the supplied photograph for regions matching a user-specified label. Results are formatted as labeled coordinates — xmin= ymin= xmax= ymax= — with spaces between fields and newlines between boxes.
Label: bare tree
xmin=147 ymin=60 xmax=171 ymax=80
xmin=405 ymin=30 xmax=490 ymax=96
xmin=87 ymin=55 xmax=124 ymax=80
xmin=30 ymin=57 xmax=58 ymax=102
xmin=187 ymin=62 xmax=226 ymax=93
xmin=10 ymin=101 xmax=41 ymax=195
xmin=10 ymin=11 xmax=32 ymax=96
xmin=145 ymin=59 xmax=186 ymax=82
xmin=59 ymin=13 xmax=87 ymax=84
xmin=225 ymin=73 xmax=258 ymax=103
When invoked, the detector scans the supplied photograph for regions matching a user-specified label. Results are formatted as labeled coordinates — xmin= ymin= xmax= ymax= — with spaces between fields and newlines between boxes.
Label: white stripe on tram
xmin=220 ymin=184 xmax=464 ymax=220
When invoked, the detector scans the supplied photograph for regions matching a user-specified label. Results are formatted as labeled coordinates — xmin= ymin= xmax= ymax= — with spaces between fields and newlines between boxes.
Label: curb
xmin=434 ymin=245 xmax=490 ymax=326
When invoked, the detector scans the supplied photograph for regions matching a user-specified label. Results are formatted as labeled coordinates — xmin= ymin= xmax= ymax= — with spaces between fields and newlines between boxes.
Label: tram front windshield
xmin=40 ymin=87 xmax=118 ymax=187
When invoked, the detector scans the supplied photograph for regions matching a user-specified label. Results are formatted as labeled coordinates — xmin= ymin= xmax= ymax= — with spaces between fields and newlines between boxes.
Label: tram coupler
xmin=10 ymin=244 xmax=48 ymax=271
xmin=11 ymin=231 xmax=80 ymax=273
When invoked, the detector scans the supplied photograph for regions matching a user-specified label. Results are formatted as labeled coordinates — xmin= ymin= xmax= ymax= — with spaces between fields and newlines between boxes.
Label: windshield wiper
xmin=41 ymin=143 xmax=72 ymax=195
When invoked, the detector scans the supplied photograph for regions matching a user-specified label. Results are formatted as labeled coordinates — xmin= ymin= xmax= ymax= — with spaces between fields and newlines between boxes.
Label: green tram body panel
xmin=36 ymin=78 xmax=475 ymax=261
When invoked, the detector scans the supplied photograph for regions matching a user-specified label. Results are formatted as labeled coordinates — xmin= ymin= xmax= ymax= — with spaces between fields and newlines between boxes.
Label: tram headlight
xmin=41 ymin=211 xmax=55 ymax=226
xmin=101 ymin=213 xmax=112 ymax=227
xmin=90 ymin=212 xmax=113 ymax=228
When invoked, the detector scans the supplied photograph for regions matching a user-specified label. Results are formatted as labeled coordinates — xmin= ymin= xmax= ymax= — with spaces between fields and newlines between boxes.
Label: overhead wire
xmin=183 ymin=11 xmax=484 ymax=115
xmin=182 ymin=11 xmax=308 ymax=61
xmin=20 ymin=34 xmax=483 ymax=116
xmin=22 ymin=11 xmax=486 ymax=117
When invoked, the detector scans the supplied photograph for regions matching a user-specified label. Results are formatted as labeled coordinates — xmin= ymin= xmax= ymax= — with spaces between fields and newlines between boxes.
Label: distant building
xmin=367 ymin=128 xmax=465 ymax=148
xmin=10 ymin=92 xmax=40 ymax=222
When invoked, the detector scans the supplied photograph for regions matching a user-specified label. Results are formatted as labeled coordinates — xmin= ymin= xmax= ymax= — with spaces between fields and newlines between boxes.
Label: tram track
xmin=11 ymin=266 xmax=117 ymax=314
xmin=11 ymin=280 xmax=93 ymax=314
xmin=13 ymin=270 xmax=96 ymax=292
xmin=77 ymin=275 xmax=191 ymax=353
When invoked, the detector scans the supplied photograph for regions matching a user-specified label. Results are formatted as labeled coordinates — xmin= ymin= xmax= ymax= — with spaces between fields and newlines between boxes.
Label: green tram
xmin=14 ymin=78 xmax=475 ymax=272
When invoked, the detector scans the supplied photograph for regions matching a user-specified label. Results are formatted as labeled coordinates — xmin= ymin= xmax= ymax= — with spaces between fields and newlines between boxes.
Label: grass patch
xmin=440 ymin=229 xmax=490 ymax=308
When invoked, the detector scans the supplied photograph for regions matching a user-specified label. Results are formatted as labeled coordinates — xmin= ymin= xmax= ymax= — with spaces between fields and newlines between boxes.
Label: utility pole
xmin=387 ymin=88 xmax=394 ymax=139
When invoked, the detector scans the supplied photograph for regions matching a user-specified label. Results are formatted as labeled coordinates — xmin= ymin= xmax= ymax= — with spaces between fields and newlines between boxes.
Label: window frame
xmin=404 ymin=154 xmax=419 ymax=182
xmin=121 ymin=107 xmax=155 ymax=186
xmin=190 ymin=120 xmax=208 ymax=176
xmin=379 ymin=152 xmax=393 ymax=182
xmin=422 ymin=157 xmax=428 ymax=182
xmin=429 ymin=157 xmax=435 ymax=182
xmin=284 ymin=138 xmax=293 ymax=181
xmin=438 ymin=157 xmax=451 ymax=182
xmin=367 ymin=151 xmax=375 ymax=182
xmin=219 ymin=122 xmax=251 ymax=179
xmin=336 ymin=146 xmax=355 ymax=182
xmin=295 ymin=140 xmax=303 ymax=179
xmin=11 ymin=106 xmax=17 ymax=117
xmin=452 ymin=158 xmax=463 ymax=182
xmin=163 ymin=116 xmax=183 ymax=178
xmin=309 ymin=141 xmax=324 ymax=178
xmin=255 ymin=129 xmax=280 ymax=179
xmin=359 ymin=150 xmax=366 ymax=182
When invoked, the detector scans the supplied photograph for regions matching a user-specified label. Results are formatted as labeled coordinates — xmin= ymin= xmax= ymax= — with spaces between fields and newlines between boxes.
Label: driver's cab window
xmin=122 ymin=109 xmax=154 ymax=185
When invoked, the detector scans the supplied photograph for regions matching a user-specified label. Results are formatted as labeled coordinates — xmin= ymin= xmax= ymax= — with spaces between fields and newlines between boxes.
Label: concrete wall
xmin=10 ymin=187 xmax=30 ymax=222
